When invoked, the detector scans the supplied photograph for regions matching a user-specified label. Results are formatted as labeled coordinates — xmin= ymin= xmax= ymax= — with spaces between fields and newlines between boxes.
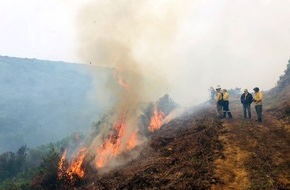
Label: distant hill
xmin=1 ymin=59 xmax=290 ymax=190
xmin=265 ymin=59 xmax=290 ymax=121
xmin=0 ymin=56 xmax=110 ymax=153
xmin=276 ymin=59 xmax=290 ymax=91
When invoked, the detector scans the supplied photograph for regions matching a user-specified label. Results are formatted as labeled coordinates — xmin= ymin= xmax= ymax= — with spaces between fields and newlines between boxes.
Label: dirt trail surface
xmin=213 ymin=100 xmax=290 ymax=190
xmin=75 ymin=101 xmax=290 ymax=190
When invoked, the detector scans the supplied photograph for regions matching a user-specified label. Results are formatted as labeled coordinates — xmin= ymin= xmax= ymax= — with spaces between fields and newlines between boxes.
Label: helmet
xmin=216 ymin=85 xmax=221 ymax=90
xmin=253 ymin=87 xmax=259 ymax=92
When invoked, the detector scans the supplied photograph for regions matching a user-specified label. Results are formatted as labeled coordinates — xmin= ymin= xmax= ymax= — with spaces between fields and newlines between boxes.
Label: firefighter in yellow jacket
xmin=253 ymin=87 xmax=263 ymax=122
xmin=222 ymin=89 xmax=233 ymax=118
xmin=216 ymin=85 xmax=223 ymax=118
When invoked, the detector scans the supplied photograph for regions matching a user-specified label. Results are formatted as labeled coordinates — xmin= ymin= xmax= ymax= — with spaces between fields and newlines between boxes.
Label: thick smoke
xmin=76 ymin=0 xmax=290 ymax=107
xmin=72 ymin=0 xmax=290 ymax=170
xmin=76 ymin=0 xmax=190 ymax=101
xmin=74 ymin=0 xmax=189 ymax=170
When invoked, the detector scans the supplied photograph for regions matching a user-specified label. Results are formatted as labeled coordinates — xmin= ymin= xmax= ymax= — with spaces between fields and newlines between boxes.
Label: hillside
xmin=65 ymin=62 xmax=290 ymax=189
xmin=1 ymin=60 xmax=289 ymax=190
xmin=81 ymin=109 xmax=222 ymax=190
xmin=265 ymin=59 xmax=290 ymax=122
xmin=73 ymin=107 xmax=289 ymax=190
xmin=0 ymin=56 xmax=110 ymax=153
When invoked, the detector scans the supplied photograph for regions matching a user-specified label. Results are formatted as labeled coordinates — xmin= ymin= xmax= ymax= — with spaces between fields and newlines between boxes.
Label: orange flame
xmin=66 ymin=147 xmax=87 ymax=179
xmin=113 ymin=71 xmax=129 ymax=92
xmin=117 ymin=77 xmax=129 ymax=91
xmin=127 ymin=133 xmax=137 ymax=150
xmin=148 ymin=105 xmax=165 ymax=132
xmin=94 ymin=72 xmax=140 ymax=169
xmin=95 ymin=113 xmax=139 ymax=168
xmin=60 ymin=72 xmax=141 ymax=172
xmin=58 ymin=148 xmax=87 ymax=180
xmin=95 ymin=116 xmax=126 ymax=168
xmin=58 ymin=149 xmax=67 ymax=179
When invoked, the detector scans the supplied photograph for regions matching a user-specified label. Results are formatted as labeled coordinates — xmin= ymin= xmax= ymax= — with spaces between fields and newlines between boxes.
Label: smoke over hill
xmin=0 ymin=56 xmax=109 ymax=153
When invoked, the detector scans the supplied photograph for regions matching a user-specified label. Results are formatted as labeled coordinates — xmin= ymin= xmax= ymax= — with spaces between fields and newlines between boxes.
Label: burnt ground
xmin=212 ymin=99 xmax=290 ymax=190
xmin=79 ymin=109 xmax=223 ymax=190
xmin=76 ymin=99 xmax=290 ymax=190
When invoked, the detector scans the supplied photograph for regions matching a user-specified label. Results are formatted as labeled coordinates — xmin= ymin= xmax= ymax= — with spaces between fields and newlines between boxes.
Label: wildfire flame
xmin=95 ymin=111 xmax=140 ymax=168
xmin=58 ymin=149 xmax=67 ymax=179
xmin=94 ymin=71 xmax=141 ymax=168
xmin=148 ymin=104 xmax=166 ymax=132
xmin=66 ymin=147 xmax=87 ymax=179
xmin=58 ymin=148 xmax=87 ymax=180
xmin=113 ymin=71 xmax=129 ymax=92
xmin=127 ymin=133 xmax=137 ymax=150
xmin=95 ymin=115 xmax=125 ymax=168
xmin=58 ymin=71 xmax=141 ymax=178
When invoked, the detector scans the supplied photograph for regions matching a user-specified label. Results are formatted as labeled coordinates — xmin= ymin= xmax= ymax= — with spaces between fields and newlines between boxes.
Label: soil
xmin=212 ymin=100 xmax=290 ymax=190
xmin=74 ymin=99 xmax=290 ymax=190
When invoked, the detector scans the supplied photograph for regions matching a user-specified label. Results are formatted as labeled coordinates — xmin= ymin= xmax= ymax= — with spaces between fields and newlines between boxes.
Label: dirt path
xmin=212 ymin=120 xmax=251 ymax=190
xmin=212 ymin=103 xmax=290 ymax=190
xmin=65 ymin=102 xmax=290 ymax=190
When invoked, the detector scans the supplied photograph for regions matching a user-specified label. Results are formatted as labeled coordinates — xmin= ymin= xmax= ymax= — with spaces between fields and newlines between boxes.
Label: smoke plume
xmin=76 ymin=0 xmax=190 ymax=100
xmin=74 ymin=0 xmax=188 ymax=170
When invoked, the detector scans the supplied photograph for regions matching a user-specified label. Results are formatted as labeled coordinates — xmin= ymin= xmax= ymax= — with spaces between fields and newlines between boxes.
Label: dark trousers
xmin=223 ymin=101 xmax=232 ymax=118
xmin=255 ymin=105 xmax=263 ymax=122
xmin=243 ymin=104 xmax=251 ymax=118
xmin=217 ymin=103 xmax=223 ymax=118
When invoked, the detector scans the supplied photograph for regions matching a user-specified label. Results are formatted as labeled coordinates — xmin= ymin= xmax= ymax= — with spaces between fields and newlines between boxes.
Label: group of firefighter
xmin=211 ymin=85 xmax=263 ymax=122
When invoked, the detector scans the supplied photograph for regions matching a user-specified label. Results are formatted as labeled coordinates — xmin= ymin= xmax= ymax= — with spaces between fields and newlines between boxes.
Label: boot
xmin=228 ymin=112 xmax=232 ymax=118
xmin=223 ymin=112 xmax=226 ymax=118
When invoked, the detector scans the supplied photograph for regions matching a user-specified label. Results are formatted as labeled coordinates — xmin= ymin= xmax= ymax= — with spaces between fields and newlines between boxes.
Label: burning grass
xmin=80 ymin=109 xmax=224 ymax=190
xmin=42 ymin=94 xmax=177 ymax=189
xmin=148 ymin=104 xmax=166 ymax=132
xmin=29 ymin=96 xmax=290 ymax=190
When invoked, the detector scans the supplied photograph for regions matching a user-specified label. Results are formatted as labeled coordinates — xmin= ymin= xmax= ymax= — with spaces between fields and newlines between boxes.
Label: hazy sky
xmin=0 ymin=0 xmax=289 ymax=105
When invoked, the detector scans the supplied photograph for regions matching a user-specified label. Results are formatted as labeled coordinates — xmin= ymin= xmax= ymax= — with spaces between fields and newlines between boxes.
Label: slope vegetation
xmin=0 ymin=56 xmax=109 ymax=153
xmin=74 ymin=61 xmax=290 ymax=190
xmin=2 ymin=59 xmax=289 ymax=189
xmin=82 ymin=110 xmax=223 ymax=190
xmin=77 ymin=103 xmax=290 ymax=190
